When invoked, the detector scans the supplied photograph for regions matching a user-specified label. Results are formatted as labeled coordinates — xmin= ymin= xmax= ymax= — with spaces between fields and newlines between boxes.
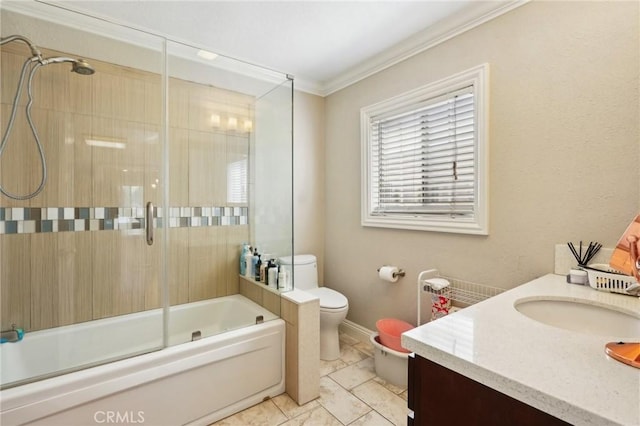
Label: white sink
xmin=514 ymin=297 xmax=640 ymax=337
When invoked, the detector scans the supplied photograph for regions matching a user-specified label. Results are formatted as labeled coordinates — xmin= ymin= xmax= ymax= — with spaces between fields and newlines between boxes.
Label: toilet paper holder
xmin=377 ymin=267 xmax=406 ymax=278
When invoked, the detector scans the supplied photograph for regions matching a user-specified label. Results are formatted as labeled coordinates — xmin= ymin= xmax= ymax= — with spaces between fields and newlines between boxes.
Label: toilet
xmin=279 ymin=255 xmax=349 ymax=360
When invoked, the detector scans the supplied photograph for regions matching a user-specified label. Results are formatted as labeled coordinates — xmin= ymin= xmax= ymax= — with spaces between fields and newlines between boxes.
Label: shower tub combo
xmin=1 ymin=4 xmax=292 ymax=425
xmin=0 ymin=295 xmax=285 ymax=425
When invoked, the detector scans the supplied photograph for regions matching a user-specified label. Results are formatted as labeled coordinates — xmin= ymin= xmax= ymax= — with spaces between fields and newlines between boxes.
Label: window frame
xmin=360 ymin=63 xmax=489 ymax=235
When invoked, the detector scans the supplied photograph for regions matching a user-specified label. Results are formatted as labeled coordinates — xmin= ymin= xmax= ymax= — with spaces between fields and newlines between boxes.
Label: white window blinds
xmin=369 ymin=86 xmax=475 ymax=217
xmin=227 ymin=159 xmax=247 ymax=203
xmin=361 ymin=63 xmax=488 ymax=234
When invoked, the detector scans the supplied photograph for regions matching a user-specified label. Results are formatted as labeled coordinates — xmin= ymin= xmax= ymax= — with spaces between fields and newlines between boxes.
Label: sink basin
xmin=514 ymin=297 xmax=640 ymax=337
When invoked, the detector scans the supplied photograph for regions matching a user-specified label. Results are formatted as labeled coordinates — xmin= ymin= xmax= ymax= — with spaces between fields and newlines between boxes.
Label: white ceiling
xmin=52 ymin=1 xmax=523 ymax=95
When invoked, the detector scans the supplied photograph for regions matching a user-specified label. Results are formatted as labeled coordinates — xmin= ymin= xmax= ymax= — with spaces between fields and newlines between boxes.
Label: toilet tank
xmin=278 ymin=254 xmax=317 ymax=290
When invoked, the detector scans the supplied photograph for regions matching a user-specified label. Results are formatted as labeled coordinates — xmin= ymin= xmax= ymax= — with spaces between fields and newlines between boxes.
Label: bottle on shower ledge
xmin=239 ymin=243 xmax=249 ymax=275
xmin=264 ymin=260 xmax=272 ymax=286
xmin=251 ymin=248 xmax=257 ymax=276
xmin=260 ymin=256 xmax=269 ymax=283
xmin=278 ymin=265 xmax=289 ymax=290
xmin=244 ymin=246 xmax=254 ymax=278
xmin=268 ymin=261 xmax=278 ymax=289
xmin=254 ymin=250 xmax=261 ymax=281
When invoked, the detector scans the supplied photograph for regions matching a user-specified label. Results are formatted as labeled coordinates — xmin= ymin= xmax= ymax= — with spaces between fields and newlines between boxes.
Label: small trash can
xmin=372 ymin=318 xmax=414 ymax=388
xmin=375 ymin=318 xmax=413 ymax=353
xmin=370 ymin=333 xmax=410 ymax=388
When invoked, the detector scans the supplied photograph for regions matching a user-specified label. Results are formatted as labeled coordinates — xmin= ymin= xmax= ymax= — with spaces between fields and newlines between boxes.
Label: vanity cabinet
xmin=407 ymin=354 xmax=570 ymax=425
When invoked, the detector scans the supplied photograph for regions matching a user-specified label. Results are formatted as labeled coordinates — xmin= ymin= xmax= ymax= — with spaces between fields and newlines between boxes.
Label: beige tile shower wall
xmin=0 ymin=44 xmax=252 ymax=332
xmin=187 ymin=226 xmax=224 ymax=301
xmin=1 ymin=235 xmax=32 ymax=331
xmin=31 ymin=232 xmax=93 ymax=329
xmin=167 ymin=78 xmax=252 ymax=305
xmin=1 ymin=44 xmax=162 ymax=210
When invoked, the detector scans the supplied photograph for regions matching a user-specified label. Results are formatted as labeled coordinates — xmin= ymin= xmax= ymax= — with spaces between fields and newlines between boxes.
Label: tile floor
xmin=213 ymin=333 xmax=408 ymax=426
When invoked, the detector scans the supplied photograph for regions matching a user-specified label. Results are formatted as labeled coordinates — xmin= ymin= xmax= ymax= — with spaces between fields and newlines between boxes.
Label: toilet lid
xmin=306 ymin=287 xmax=348 ymax=309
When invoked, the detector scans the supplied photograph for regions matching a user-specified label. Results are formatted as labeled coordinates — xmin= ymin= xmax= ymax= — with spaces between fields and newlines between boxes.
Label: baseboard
xmin=339 ymin=319 xmax=374 ymax=344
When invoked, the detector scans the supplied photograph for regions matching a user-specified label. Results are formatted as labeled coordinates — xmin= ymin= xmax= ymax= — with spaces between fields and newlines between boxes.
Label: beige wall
xmin=323 ymin=1 xmax=640 ymax=330
xmin=294 ymin=91 xmax=326 ymax=283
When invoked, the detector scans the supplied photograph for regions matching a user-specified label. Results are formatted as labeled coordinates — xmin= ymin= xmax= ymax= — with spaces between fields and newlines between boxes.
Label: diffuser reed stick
xmin=567 ymin=241 xmax=602 ymax=266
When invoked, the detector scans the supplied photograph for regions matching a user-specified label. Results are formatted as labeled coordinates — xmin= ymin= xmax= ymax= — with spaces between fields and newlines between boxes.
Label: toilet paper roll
xmin=379 ymin=266 xmax=399 ymax=283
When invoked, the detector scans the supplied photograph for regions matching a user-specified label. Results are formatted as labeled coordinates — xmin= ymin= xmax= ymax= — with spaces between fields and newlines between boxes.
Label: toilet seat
xmin=306 ymin=287 xmax=348 ymax=310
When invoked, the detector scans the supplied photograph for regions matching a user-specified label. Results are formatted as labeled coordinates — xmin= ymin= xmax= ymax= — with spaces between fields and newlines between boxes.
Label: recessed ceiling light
xmin=197 ymin=49 xmax=218 ymax=60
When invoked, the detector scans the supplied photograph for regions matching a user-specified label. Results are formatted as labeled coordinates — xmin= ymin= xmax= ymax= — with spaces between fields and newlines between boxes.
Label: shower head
xmin=40 ymin=56 xmax=95 ymax=75
xmin=71 ymin=59 xmax=95 ymax=75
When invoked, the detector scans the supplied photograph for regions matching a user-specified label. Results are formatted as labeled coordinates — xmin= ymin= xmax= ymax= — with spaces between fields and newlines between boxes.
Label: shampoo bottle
xmin=254 ymin=250 xmax=261 ymax=281
xmin=278 ymin=265 xmax=288 ymax=290
xmin=239 ymin=244 xmax=248 ymax=275
xmin=268 ymin=262 xmax=278 ymax=289
xmin=260 ymin=257 xmax=268 ymax=283
xmin=251 ymin=247 xmax=260 ymax=278
xmin=244 ymin=246 xmax=254 ymax=278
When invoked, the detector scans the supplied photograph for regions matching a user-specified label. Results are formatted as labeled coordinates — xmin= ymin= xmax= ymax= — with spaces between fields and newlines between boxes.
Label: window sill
xmin=362 ymin=215 xmax=488 ymax=235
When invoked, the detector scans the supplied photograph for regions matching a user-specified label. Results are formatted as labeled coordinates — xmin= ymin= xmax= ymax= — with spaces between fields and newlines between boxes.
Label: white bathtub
xmin=0 ymin=295 xmax=285 ymax=425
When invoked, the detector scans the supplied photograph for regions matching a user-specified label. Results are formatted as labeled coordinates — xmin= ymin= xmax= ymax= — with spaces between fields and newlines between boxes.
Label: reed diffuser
xmin=567 ymin=241 xmax=602 ymax=267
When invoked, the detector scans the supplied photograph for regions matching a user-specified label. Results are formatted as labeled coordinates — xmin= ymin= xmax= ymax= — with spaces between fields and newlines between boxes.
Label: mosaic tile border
xmin=0 ymin=206 xmax=248 ymax=235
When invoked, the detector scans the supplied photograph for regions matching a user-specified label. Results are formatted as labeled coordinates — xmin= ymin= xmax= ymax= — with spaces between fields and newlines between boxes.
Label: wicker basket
xmin=585 ymin=263 xmax=639 ymax=295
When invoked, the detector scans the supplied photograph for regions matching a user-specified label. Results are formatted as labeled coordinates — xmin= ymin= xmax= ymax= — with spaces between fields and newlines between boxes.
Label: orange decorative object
xmin=610 ymin=214 xmax=640 ymax=281
xmin=628 ymin=235 xmax=640 ymax=282
xmin=605 ymin=342 xmax=640 ymax=369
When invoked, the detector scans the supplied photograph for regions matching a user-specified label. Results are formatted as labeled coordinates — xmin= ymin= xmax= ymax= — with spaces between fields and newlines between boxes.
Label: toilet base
xmin=318 ymin=305 xmax=348 ymax=361
xmin=320 ymin=324 xmax=341 ymax=360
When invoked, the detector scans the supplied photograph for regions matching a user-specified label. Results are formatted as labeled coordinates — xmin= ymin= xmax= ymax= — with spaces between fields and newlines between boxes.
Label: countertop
xmin=402 ymin=274 xmax=640 ymax=426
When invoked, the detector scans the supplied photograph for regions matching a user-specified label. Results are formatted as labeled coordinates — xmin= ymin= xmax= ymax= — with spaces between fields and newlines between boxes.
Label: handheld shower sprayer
xmin=40 ymin=56 xmax=95 ymax=75
xmin=0 ymin=35 xmax=95 ymax=200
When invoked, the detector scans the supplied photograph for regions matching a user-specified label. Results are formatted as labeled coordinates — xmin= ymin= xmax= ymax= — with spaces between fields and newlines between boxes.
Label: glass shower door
xmin=165 ymin=40 xmax=293 ymax=345
xmin=252 ymin=78 xmax=294 ymax=266
xmin=0 ymin=3 xmax=166 ymax=388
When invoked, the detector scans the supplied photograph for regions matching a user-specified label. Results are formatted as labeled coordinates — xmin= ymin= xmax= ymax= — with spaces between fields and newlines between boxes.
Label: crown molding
xmin=320 ymin=0 xmax=529 ymax=97
xmin=291 ymin=77 xmax=324 ymax=97
xmin=3 ymin=0 xmax=528 ymax=98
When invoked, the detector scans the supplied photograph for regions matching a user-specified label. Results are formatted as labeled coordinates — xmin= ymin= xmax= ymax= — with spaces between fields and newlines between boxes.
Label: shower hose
xmin=0 ymin=36 xmax=47 ymax=201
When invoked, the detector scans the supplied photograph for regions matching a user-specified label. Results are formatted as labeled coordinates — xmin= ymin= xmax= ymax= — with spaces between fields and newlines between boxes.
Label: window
xmin=227 ymin=158 xmax=247 ymax=203
xmin=361 ymin=64 xmax=489 ymax=235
